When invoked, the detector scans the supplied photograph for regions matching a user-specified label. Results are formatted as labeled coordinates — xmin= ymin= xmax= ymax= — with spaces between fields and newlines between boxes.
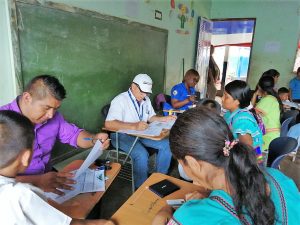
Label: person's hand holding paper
xmin=45 ymin=140 xmax=105 ymax=203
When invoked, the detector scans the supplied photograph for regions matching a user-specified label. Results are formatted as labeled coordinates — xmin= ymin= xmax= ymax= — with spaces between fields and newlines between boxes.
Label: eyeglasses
xmin=134 ymin=83 xmax=150 ymax=96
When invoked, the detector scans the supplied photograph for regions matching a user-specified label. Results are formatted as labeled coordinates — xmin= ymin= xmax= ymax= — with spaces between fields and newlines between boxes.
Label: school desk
xmin=49 ymin=160 xmax=121 ymax=219
xmin=103 ymin=128 xmax=169 ymax=164
xmin=111 ymin=173 xmax=208 ymax=225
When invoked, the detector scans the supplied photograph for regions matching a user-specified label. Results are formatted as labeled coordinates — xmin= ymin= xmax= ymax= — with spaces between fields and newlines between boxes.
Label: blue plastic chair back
xmin=280 ymin=117 xmax=294 ymax=137
xmin=267 ymin=137 xmax=298 ymax=168
xmin=271 ymin=155 xmax=287 ymax=169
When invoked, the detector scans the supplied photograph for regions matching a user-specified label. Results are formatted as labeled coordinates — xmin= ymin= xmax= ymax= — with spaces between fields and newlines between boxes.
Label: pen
xmin=83 ymin=137 xmax=111 ymax=143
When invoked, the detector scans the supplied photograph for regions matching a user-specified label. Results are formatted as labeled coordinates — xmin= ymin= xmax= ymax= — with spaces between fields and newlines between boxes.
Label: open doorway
xmin=211 ymin=19 xmax=256 ymax=89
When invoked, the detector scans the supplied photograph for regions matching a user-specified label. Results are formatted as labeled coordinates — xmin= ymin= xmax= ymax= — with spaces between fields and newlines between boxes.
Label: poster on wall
xmin=175 ymin=1 xmax=195 ymax=35
xmin=195 ymin=17 xmax=212 ymax=97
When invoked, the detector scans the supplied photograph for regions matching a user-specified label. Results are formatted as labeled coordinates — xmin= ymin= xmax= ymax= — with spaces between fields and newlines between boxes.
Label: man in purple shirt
xmin=0 ymin=75 xmax=109 ymax=195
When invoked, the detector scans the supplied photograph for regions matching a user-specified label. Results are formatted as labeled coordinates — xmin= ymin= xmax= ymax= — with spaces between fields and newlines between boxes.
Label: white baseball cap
xmin=133 ymin=74 xmax=153 ymax=94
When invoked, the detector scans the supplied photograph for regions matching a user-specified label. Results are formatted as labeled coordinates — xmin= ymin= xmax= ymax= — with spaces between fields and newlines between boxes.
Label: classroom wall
xmin=1 ymin=0 xmax=212 ymax=102
xmin=2 ymin=0 xmax=300 ymax=101
xmin=0 ymin=0 xmax=17 ymax=105
xmin=26 ymin=0 xmax=212 ymax=94
xmin=211 ymin=0 xmax=300 ymax=89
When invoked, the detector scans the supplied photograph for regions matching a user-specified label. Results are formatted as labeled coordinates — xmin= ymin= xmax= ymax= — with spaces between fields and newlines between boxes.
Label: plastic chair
xmin=280 ymin=110 xmax=299 ymax=124
xmin=154 ymin=94 xmax=171 ymax=111
xmin=101 ymin=104 xmax=110 ymax=119
xmin=155 ymin=94 xmax=172 ymax=117
xmin=280 ymin=117 xmax=294 ymax=137
xmin=101 ymin=104 xmax=135 ymax=193
xmin=267 ymin=137 xmax=298 ymax=169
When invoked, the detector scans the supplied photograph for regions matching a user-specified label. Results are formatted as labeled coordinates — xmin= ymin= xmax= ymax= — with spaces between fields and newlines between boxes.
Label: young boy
xmin=0 ymin=110 xmax=113 ymax=225
xmin=278 ymin=87 xmax=290 ymax=102
xmin=289 ymin=67 xmax=300 ymax=103
xmin=163 ymin=69 xmax=200 ymax=115
xmin=170 ymin=69 xmax=200 ymax=110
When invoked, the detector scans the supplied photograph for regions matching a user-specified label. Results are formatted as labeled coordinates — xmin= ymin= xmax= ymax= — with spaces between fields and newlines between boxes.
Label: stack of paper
xmin=45 ymin=140 xmax=105 ymax=204
xmin=118 ymin=120 xmax=175 ymax=137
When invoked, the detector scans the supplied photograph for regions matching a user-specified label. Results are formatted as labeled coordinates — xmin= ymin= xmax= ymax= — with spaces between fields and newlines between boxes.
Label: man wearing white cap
xmin=105 ymin=74 xmax=175 ymax=188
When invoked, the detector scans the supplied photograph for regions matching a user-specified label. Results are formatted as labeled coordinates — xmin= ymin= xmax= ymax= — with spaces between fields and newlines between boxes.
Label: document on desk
xmin=282 ymin=100 xmax=300 ymax=109
xmin=45 ymin=140 xmax=105 ymax=204
xmin=118 ymin=120 xmax=175 ymax=136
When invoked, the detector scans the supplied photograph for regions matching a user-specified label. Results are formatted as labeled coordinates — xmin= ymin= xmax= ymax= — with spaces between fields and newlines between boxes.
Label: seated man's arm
xmin=148 ymin=115 xmax=176 ymax=123
xmin=76 ymin=130 xmax=109 ymax=149
xmin=105 ymin=120 xmax=147 ymax=131
xmin=56 ymin=113 xmax=109 ymax=149
xmin=171 ymin=97 xmax=194 ymax=109
xmin=105 ymin=94 xmax=148 ymax=131
xmin=170 ymin=85 xmax=195 ymax=109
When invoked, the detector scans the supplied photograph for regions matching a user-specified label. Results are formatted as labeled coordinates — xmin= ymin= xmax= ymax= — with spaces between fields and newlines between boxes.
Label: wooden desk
xmin=102 ymin=127 xmax=169 ymax=141
xmin=103 ymin=127 xmax=169 ymax=165
xmin=111 ymin=173 xmax=206 ymax=225
xmin=49 ymin=160 xmax=121 ymax=219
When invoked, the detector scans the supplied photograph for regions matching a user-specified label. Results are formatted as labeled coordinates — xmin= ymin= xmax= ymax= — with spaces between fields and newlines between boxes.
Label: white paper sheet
xmin=45 ymin=140 xmax=105 ymax=203
xmin=118 ymin=120 xmax=175 ymax=137
xmin=74 ymin=140 xmax=103 ymax=179
xmin=282 ymin=100 xmax=300 ymax=109
xmin=45 ymin=169 xmax=105 ymax=204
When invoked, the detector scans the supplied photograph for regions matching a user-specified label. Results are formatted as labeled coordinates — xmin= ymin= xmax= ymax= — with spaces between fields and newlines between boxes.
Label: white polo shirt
xmin=0 ymin=176 xmax=72 ymax=225
xmin=106 ymin=89 xmax=156 ymax=123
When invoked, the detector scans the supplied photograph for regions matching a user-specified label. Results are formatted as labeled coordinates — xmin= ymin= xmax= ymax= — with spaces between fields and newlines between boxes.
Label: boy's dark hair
xmin=0 ymin=111 xmax=34 ymax=168
xmin=184 ymin=69 xmax=200 ymax=78
xmin=225 ymin=80 xmax=252 ymax=109
xmin=262 ymin=69 xmax=280 ymax=78
xmin=197 ymin=98 xmax=221 ymax=114
xmin=24 ymin=75 xmax=66 ymax=101
xmin=297 ymin=67 xmax=300 ymax=74
xmin=170 ymin=107 xmax=275 ymax=225
xmin=278 ymin=87 xmax=289 ymax=95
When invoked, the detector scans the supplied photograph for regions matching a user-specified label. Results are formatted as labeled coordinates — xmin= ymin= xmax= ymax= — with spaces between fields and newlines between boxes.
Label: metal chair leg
xmin=123 ymin=136 xmax=139 ymax=165
xmin=116 ymin=132 xmax=119 ymax=162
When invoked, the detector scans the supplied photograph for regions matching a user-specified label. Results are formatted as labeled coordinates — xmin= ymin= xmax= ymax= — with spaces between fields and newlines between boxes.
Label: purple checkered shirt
xmin=0 ymin=97 xmax=83 ymax=175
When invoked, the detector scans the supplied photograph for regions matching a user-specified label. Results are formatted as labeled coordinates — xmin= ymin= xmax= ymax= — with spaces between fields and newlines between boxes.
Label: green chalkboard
xmin=15 ymin=1 xmax=167 ymax=160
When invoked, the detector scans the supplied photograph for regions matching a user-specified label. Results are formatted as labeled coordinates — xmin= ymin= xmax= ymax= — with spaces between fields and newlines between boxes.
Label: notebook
xmin=149 ymin=179 xmax=180 ymax=198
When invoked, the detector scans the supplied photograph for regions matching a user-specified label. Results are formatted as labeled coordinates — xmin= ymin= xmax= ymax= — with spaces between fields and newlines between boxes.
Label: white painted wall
xmin=0 ymin=0 xmax=16 ymax=105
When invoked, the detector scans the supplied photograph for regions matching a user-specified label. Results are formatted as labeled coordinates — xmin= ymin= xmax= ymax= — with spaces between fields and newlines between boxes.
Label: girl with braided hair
xmin=255 ymin=75 xmax=282 ymax=150
xmin=152 ymin=107 xmax=300 ymax=225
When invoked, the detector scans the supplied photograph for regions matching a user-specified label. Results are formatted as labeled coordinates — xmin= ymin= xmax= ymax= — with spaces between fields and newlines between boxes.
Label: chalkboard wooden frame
xmin=10 ymin=0 xmax=168 ymax=162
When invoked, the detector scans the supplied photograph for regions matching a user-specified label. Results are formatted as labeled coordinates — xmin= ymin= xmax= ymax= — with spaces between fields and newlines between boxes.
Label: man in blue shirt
xmin=164 ymin=69 xmax=200 ymax=113
xmin=289 ymin=67 xmax=300 ymax=103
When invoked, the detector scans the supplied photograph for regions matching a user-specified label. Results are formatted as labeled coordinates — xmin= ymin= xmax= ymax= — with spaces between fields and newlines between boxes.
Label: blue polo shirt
xmin=171 ymin=82 xmax=195 ymax=110
xmin=289 ymin=77 xmax=300 ymax=100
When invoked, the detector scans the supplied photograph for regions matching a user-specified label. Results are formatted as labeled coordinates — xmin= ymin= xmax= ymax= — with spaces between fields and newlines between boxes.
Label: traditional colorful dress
xmin=256 ymin=95 xmax=280 ymax=150
xmin=167 ymin=168 xmax=300 ymax=225
xmin=224 ymin=108 xmax=263 ymax=150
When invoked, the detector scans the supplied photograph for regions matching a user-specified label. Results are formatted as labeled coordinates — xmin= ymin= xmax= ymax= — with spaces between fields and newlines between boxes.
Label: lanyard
xmin=128 ymin=90 xmax=143 ymax=121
